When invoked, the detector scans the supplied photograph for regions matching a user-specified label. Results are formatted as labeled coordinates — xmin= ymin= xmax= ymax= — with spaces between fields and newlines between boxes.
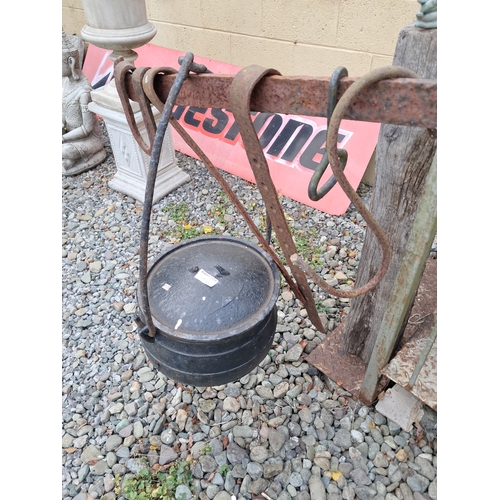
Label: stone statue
xmin=415 ymin=0 xmax=437 ymax=29
xmin=62 ymin=31 xmax=106 ymax=176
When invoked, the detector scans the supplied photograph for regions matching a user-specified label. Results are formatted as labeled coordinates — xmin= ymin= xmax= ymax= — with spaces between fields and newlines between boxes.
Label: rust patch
xmin=309 ymin=258 xmax=436 ymax=404
xmin=306 ymin=322 xmax=389 ymax=398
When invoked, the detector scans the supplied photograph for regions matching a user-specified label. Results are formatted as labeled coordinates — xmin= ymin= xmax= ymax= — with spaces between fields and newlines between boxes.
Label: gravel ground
xmin=62 ymin=123 xmax=437 ymax=500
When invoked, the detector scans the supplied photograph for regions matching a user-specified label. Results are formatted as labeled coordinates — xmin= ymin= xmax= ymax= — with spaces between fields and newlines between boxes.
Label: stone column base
xmin=88 ymin=87 xmax=190 ymax=205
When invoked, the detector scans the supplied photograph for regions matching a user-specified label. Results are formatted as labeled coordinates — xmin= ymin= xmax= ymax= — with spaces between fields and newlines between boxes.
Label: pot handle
xmin=137 ymin=53 xmax=201 ymax=338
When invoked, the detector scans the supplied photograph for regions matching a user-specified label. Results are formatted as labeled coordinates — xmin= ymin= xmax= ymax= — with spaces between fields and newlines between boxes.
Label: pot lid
xmin=146 ymin=236 xmax=280 ymax=337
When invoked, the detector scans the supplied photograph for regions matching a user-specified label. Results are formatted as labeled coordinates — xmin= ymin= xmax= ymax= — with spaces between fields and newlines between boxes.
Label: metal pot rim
xmin=139 ymin=235 xmax=281 ymax=341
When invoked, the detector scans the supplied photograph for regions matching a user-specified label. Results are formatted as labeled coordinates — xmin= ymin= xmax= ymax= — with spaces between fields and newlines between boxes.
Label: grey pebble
xmin=175 ymin=484 xmax=193 ymax=500
xmin=249 ymin=477 xmax=269 ymax=494
xmin=415 ymin=455 xmax=436 ymax=481
xmin=227 ymin=442 xmax=249 ymax=464
xmin=247 ymin=462 xmax=264 ymax=480
xmin=80 ymin=444 xmax=101 ymax=463
xmin=250 ymin=445 xmax=270 ymax=463
xmin=78 ymin=464 xmax=90 ymax=482
xmin=233 ymin=425 xmax=254 ymax=438
xmin=406 ymin=472 xmax=430 ymax=492
xmin=159 ymin=445 xmax=178 ymax=465
xmin=350 ymin=468 xmax=372 ymax=486
xmin=351 ymin=429 xmax=364 ymax=443
xmin=105 ymin=434 xmax=123 ymax=452
xmin=93 ymin=460 xmax=110 ymax=475
xmin=284 ymin=343 xmax=304 ymax=362
xmin=289 ymin=471 xmax=304 ymax=487
xmin=269 ymin=429 xmax=287 ymax=452
xmin=333 ymin=428 xmax=352 ymax=449
xmin=308 ymin=474 xmax=326 ymax=500
xmin=298 ymin=407 xmax=313 ymax=423
xmin=161 ymin=427 xmax=177 ymax=445
xmin=370 ymin=428 xmax=384 ymax=445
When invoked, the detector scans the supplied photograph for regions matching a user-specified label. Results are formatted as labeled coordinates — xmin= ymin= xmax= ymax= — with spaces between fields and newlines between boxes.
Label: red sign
xmin=83 ymin=44 xmax=380 ymax=215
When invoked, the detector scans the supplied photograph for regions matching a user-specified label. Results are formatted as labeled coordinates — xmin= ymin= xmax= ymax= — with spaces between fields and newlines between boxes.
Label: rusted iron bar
xmin=121 ymin=72 xmax=436 ymax=128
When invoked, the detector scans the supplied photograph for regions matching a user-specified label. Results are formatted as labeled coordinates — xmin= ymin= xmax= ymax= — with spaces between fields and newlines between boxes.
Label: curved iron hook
xmin=143 ymin=66 xmax=179 ymax=113
xmin=230 ymin=65 xmax=326 ymax=332
xmin=114 ymin=59 xmax=147 ymax=151
xmin=308 ymin=67 xmax=349 ymax=201
xmin=292 ymin=65 xmax=419 ymax=298
xmin=131 ymin=66 xmax=156 ymax=155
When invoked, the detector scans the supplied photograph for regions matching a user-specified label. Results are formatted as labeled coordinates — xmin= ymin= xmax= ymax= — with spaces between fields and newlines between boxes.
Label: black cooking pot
xmin=136 ymin=235 xmax=280 ymax=387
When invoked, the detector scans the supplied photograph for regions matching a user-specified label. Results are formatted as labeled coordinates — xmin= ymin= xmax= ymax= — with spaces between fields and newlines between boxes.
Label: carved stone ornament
xmin=62 ymin=30 xmax=106 ymax=176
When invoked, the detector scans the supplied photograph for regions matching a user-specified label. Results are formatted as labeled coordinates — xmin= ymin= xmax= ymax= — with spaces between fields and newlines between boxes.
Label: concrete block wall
xmin=62 ymin=0 xmax=419 ymax=77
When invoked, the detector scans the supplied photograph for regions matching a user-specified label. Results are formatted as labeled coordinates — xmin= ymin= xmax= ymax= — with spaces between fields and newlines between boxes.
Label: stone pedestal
xmin=89 ymin=88 xmax=190 ymax=204
xmin=79 ymin=0 xmax=188 ymax=204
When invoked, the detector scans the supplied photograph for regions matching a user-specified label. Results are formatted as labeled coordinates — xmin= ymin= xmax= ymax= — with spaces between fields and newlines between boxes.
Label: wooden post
xmin=342 ymin=25 xmax=437 ymax=363
xmin=359 ymin=154 xmax=437 ymax=403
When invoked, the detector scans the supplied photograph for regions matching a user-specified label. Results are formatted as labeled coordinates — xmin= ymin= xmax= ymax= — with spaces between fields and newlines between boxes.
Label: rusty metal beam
xmin=118 ymin=72 xmax=436 ymax=128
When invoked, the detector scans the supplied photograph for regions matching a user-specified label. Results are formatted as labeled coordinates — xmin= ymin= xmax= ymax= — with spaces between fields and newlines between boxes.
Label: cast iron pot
xmin=136 ymin=235 xmax=280 ymax=387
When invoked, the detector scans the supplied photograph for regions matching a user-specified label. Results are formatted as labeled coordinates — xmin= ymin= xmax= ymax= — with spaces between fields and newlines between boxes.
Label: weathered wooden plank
xmin=342 ymin=25 xmax=438 ymax=364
